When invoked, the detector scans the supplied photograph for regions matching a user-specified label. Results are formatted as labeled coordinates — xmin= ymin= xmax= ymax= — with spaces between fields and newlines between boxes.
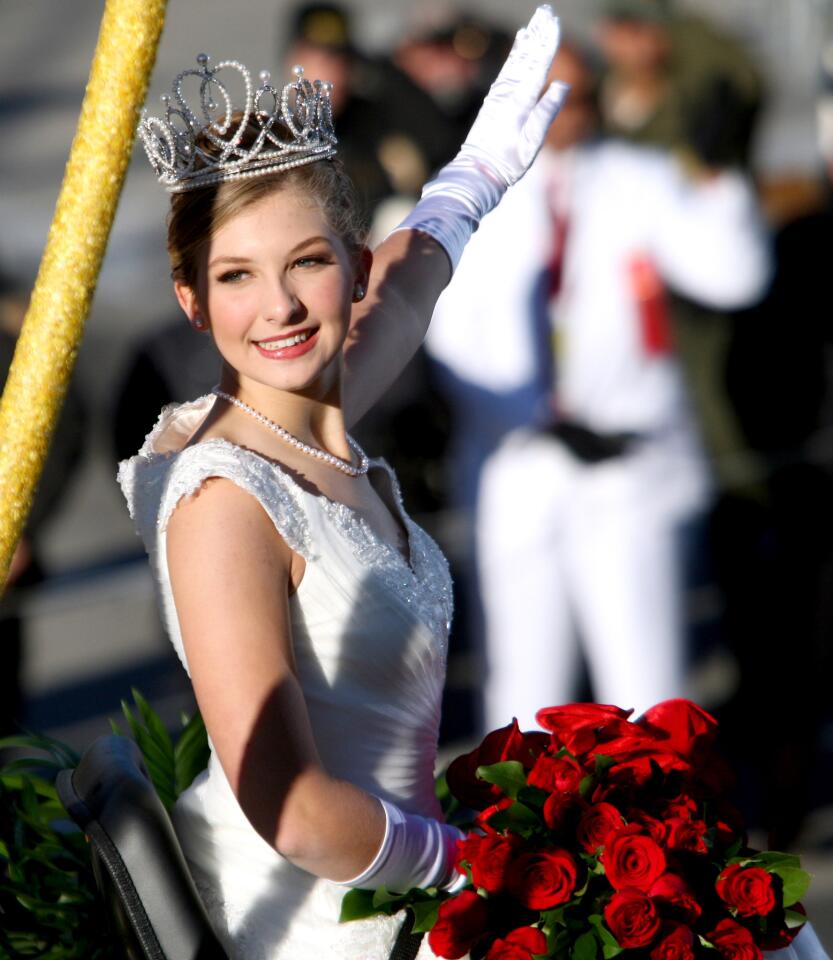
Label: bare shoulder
xmin=166 ymin=475 xmax=294 ymax=581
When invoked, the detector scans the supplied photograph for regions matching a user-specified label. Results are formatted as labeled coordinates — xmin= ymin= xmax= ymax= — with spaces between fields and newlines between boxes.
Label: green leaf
xmin=410 ymin=899 xmax=440 ymax=933
xmin=541 ymin=908 xmax=566 ymax=929
xmin=371 ymin=885 xmax=404 ymax=910
xmin=733 ymin=852 xmax=801 ymax=870
xmin=593 ymin=754 xmax=617 ymax=777
xmin=339 ymin=888 xmax=378 ymax=922
xmin=174 ymin=711 xmax=209 ymax=797
xmin=476 ymin=761 xmax=527 ymax=800
xmin=785 ymin=909 xmax=809 ymax=930
xmin=774 ymin=867 xmax=811 ymax=908
xmin=579 ymin=775 xmax=595 ymax=798
xmin=589 ymin=915 xmax=623 ymax=959
xmin=572 ymin=930 xmax=597 ymax=960
xmin=518 ymin=785 xmax=549 ymax=810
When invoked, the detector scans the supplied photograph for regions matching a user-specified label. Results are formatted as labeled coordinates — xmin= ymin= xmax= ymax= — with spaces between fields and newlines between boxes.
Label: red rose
xmin=716 ymin=865 xmax=777 ymax=917
xmin=577 ymin=803 xmax=624 ymax=853
xmin=542 ymin=792 xmax=582 ymax=831
xmin=602 ymin=825 xmax=667 ymax=891
xmin=664 ymin=817 xmax=709 ymax=855
xmin=637 ymin=699 xmax=718 ymax=764
xmin=662 ymin=796 xmax=698 ymax=821
xmin=707 ymin=918 xmax=763 ymax=960
xmin=651 ymin=923 xmax=697 ymax=960
xmin=535 ymin=703 xmax=634 ymax=756
xmin=604 ymin=890 xmax=661 ymax=948
xmin=528 ymin=754 xmax=584 ymax=795
xmin=626 ymin=809 xmax=666 ymax=845
xmin=447 ymin=720 xmax=548 ymax=810
xmin=597 ymin=737 xmax=691 ymax=786
xmin=649 ymin=873 xmax=703 ymax=925
xmin=505 ymin=849 xmax=578 ymax=910
xmin=428 ymin=891 xmax=490 ymax=960
xmin=485 ymin=926 xmax=548 ymax=960
xmin=457 ymin=833 xmax=519 ymax=894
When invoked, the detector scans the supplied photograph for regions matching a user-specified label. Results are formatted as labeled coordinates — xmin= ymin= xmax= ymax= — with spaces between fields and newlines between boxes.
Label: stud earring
xmin=192 ymin=315 xmax=207 ymax=331
xmin=353 ymin=284 xmax=365 ymax=302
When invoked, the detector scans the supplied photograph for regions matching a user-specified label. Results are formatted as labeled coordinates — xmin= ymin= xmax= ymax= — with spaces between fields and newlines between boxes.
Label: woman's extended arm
xmin=341 ymin=5 xmax=568 ymax=427
xmin=166 ymin=479 xmax=461 ymax=888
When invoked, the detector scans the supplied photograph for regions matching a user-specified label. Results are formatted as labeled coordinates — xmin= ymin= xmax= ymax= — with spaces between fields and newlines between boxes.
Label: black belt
xmin=545 ymin=419 xmax=640 ymax=464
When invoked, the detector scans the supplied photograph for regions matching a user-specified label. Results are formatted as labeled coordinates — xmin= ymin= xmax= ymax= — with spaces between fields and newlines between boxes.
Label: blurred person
xmin=717 ymin=45 xmax=833 ymax=846
xmin=596 ymin=0 xmax=763 ymax=168
xmin=427 ymin=41 xmax=772 ymax=733
xmin=280 ymin=2 xmax=458 ymax=217
xmin=394 ymin=16 xmax=513 ymax=144
xmin=595 ymin=0 xmax=766 ymax=481
xmin=0 ymin=272 xmax=85 ymax=737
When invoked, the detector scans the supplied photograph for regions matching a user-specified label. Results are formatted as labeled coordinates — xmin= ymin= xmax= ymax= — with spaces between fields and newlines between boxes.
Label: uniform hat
xmin=601 ymin=0 xmax=673 ymax=23
xmin=290 ymin=3 xmax=352 ymax=51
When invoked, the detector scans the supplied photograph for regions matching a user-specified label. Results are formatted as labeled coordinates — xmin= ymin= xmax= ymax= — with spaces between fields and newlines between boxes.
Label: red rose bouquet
xmin=341 ymin=699 xmax=811 ymax=960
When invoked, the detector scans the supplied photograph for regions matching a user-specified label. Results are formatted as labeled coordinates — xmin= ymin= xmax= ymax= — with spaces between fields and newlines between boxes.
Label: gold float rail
xmin=0 ymin=0 xmax=167 ymax=589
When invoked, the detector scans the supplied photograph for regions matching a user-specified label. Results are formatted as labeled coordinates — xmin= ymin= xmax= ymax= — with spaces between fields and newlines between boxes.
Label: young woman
xmin=119 ymin=7 xmax=566 ymax=958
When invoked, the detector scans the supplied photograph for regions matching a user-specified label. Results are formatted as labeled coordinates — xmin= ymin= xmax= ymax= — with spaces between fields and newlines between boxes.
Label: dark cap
xmin=601 ymin=0 xmax=673 ymax=23
xmin=289 ymin=3 xmax=352 ymax=50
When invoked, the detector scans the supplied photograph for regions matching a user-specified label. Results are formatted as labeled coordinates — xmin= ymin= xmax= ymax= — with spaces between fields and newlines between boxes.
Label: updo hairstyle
xmin=167 ymin=114 xmax=367 ymax=290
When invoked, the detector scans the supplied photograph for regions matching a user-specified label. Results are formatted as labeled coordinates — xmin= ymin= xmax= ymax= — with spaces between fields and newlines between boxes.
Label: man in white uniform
xmin=427 ymin=43 xmax=772 ymax=731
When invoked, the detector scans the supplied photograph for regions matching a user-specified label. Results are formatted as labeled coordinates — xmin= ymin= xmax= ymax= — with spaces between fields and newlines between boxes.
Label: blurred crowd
xmin=3 ymin=0 xmax=833 ymax=850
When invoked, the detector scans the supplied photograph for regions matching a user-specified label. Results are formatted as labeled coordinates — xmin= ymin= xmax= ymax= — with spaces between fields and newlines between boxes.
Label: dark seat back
xmin=56 ymin=735 xmax=228 ymax=960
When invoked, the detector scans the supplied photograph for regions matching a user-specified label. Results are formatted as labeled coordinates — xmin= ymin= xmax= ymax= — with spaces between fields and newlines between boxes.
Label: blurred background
xmin=1 ymin=0 xmax=833 ymax=944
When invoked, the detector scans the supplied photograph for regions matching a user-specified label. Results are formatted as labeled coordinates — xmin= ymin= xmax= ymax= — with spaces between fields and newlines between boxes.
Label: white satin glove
xmin=393 ymin=4 xmax=568 ymax=270
xmin=339 ymin=798 xmax=465 ymax=894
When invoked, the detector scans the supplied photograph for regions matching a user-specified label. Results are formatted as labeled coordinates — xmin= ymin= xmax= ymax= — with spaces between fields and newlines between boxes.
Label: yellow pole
xmin=0 ymin=0 xmax=167 ymax=589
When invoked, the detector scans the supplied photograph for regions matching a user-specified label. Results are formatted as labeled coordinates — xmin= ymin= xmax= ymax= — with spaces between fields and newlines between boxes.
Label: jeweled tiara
xmin=138 ymin=55 xmax=338 ymax=193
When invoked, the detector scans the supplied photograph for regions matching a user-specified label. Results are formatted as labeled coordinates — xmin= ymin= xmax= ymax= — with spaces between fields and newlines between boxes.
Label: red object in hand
xmin=629 ymin=254 xmax=672 ymax=356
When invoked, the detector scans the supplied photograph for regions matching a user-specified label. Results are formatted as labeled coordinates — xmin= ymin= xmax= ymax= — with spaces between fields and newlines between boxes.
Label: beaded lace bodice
xmin=117 ymin=395 xmax=453 ymax=960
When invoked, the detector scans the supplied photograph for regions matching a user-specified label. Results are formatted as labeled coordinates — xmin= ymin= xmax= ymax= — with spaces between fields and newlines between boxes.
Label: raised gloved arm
xmin=343 ymin=6 xmax=567 ymax=427
xmin=392 ymin=4 xmax=568 ymax=270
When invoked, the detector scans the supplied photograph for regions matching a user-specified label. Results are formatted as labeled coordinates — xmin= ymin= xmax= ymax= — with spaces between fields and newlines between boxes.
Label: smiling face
xmin=176 ymin=185 xmax=367 ymax=401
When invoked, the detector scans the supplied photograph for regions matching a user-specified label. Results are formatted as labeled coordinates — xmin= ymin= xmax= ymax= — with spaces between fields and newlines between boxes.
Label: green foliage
xmin=0 ymin=692 xmax=209 ymax=958
xmin=475 ymin=760 xmax=527 ymax=800
xmin=110 ymin=689 xmax=209 ymax=812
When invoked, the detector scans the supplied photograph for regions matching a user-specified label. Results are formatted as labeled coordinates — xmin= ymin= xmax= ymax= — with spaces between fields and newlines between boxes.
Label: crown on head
xmin=138 ymin=55 xmax=338 ymax=193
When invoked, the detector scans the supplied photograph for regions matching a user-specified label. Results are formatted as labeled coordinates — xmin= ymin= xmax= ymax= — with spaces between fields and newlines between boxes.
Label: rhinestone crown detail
xmin=138 ymin=56 xmax=338 ymax=193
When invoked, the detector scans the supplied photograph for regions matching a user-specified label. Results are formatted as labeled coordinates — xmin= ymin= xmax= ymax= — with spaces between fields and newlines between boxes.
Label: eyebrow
xmin=208 ymin=236 xmax=333 ymax=270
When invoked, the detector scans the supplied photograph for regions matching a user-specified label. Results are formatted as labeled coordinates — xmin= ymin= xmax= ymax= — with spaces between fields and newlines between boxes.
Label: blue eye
xmin=295 ymin=254 xmax=330 ymax=268
xmin=218 ymin=269 xmax=247 ymax=283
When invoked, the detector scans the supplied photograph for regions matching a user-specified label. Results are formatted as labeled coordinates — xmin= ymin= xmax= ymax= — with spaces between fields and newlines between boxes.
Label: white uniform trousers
xmin=477 ymin=428 xmax=706 ymax=732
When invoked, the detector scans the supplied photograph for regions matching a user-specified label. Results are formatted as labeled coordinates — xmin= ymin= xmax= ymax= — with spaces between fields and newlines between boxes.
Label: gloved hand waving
xmin=395 ymin=6 xmax=567 ymax=270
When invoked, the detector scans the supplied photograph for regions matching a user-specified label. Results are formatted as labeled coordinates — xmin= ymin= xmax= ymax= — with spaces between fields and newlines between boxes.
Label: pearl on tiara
xmin=138 ymin=58 xmax=337 ymax=193
xmin=212 ymin=389 xmax=369 ymax=478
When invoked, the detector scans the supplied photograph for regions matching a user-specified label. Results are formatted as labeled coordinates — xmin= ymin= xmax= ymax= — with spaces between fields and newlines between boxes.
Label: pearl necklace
xmin=212 ymin=389 xmax=369 ymax=478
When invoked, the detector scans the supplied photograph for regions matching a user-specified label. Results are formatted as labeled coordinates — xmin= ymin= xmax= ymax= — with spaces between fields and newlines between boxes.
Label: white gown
xmin=118 ymin=394 xmax=829 ymax=960
xmin=118 ymin=395 xmax=453 ymax=960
